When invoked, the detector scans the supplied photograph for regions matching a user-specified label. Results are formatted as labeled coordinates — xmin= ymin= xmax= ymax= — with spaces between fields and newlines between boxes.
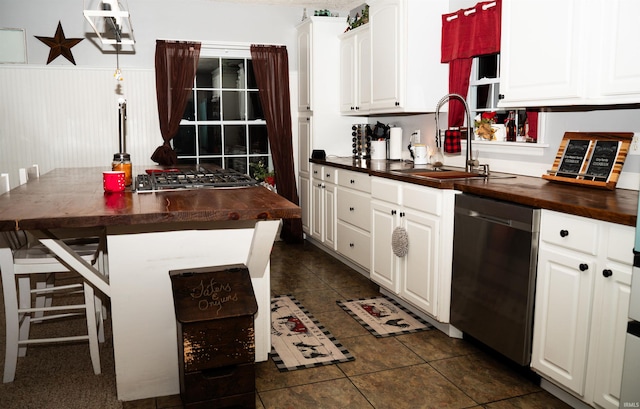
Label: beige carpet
xmin=0 ymin=278 xmax=122 ymax=409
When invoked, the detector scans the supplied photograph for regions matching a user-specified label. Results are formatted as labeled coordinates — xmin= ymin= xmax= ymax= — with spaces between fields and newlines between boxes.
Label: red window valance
xmin=441 ymin=0 xmax=502 ymax=63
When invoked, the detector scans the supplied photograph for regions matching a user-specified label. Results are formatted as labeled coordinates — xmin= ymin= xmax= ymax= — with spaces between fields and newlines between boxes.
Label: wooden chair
xmin=0 ymin=173 xmax=104 ymax=383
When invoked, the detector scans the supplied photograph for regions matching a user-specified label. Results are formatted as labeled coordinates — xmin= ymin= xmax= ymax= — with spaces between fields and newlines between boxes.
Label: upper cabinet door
xmin=370 ymin=0 xmax=403 ymax=111
xmin=500 ymin=0 xmax=640 ymax=107
xmin=297 ymin=21 xmax=312 ymax=112
xmin=595 ymin=0 xmax=640 ymax=103
xmin=499 ymin=0 xmax=588 ymax=107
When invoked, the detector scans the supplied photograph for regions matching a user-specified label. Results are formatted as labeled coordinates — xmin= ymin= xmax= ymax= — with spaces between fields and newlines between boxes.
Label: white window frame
xmin=175 ymin=42 xmax=272 ymax=175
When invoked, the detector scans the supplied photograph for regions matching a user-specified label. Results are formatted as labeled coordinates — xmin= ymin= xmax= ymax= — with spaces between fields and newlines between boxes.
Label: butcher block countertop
xmin=0 ymin=167 xmax=301 ymax=232
xmin=311 ymin=157 xmax=638 ymax=227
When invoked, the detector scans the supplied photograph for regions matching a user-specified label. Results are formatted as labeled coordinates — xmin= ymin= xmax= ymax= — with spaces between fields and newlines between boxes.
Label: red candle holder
xmin=103 ymin=171 xmax=126 ymax=192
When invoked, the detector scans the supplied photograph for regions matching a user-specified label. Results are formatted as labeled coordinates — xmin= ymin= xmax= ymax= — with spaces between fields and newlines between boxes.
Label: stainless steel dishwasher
xmin=451 ymin=194 xmax=540 ymax=366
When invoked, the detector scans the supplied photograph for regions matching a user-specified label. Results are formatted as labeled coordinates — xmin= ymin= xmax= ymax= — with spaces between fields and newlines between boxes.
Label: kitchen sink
xmin=390 ymin=168 xmax=486 ymax=180
xmin=389 ymin=167 xmax=517 ymax=181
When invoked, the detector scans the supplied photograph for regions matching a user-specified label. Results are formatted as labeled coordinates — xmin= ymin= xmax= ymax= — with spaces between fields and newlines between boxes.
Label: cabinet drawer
xmin=606 ymin=223 xmax=634 ymax=265
xmin=540 ymin=210 xmax=598 ymax=255
xmin=337 ymin=221 xmax=371 ymax=269
xmin=402 ymin=183 xmax=441 ymax=216
xmin=371 ymin=177 xmax=400 ymax=203
xmin=337 ymin=188 xmax=371 ymax=231
xmin=338 ymin=169 xmax=371 ymax=193
xmin=311 ymin=165 xmax=338 ymax=184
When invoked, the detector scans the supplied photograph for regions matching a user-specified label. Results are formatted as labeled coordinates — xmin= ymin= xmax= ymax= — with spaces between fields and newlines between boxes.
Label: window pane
xmin=177 ymin=157 xmax=197 ymax=165
xmin=224 ymin=125 xmax=247 ymax=154
xmin=249 ymin=125 xmax=269 ymax=154
xmin=196 ymin=90 xmax=221 ymax=121
xmin=246 ymin=60 xmax=257 ymax=89
xmin=196 ymin=58 xmax=219 ymax=88
xmin=173 ymin=125 xmax=196 ymax=156
xmin=198 ymin=125 xmax=222 ymax=155
xmin=222 ymin=90 xmax=244 ymax=120
xmin=475 ymin=84 xmax=491 ymax=109
xmin=225 ymin=157 xmax=247 ymax=174
xmin=200 ymin=157 xmax=223 ymax=167
xmin=249 ymin=156 xmax=271 ymax=178
xmin=222 ymin=59 xmax=245 ymax=89
xmin=182 ymin=92 xmax=195 ymax=120
xmin=247 ymin=91 xmax=263 ymax=120
xmin=477 ymin=54 xmax=498 ymax=79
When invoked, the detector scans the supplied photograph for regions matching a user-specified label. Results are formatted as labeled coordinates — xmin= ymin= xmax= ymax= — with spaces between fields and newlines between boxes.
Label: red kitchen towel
xmin=444 ymin=129 xmax=461 ymax=153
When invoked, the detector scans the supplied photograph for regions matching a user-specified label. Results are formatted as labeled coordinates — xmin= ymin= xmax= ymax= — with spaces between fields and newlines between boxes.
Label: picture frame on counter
xmin=543 ymin=131 xmax=632 ymax=190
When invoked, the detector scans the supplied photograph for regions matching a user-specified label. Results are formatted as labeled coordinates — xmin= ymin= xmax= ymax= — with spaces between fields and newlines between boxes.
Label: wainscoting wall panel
xmin=0 ymin=66 xmax=160 ymax=189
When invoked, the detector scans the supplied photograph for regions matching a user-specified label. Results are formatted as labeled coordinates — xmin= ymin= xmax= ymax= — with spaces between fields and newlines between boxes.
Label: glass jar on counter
xmin=112 ymin=153 xmax=132 ymax=186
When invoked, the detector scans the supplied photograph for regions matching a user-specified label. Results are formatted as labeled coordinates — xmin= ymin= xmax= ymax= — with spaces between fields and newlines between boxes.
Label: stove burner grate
xmin=136 ymin=167 xmax=258 ymax=192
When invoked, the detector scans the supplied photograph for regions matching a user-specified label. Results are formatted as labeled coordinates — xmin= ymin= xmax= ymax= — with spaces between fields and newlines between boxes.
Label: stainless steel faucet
xmin=435 ymin=93 xmax=478 ymax=173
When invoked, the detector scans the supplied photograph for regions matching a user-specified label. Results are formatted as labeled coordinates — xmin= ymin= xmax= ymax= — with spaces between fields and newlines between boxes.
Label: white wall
xmin=0 ymin=0 xmax=331 ymax=188
xmin=1 ymin=0 xmax=639 ymax=190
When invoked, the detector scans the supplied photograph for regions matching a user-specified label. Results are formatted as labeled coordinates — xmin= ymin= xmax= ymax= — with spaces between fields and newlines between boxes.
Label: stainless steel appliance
xmin=451 ymin=194 xmax=540 ymax=365
xmin=135 ymin=167 xmax=257 ymax=192
xmin=619 ymin=196 xmax=640 ymax=407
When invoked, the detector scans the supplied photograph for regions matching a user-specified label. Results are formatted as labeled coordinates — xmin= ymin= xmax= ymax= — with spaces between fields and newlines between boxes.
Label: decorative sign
xmin=543 ymin=132 xmax=632 ymax=190
xmin=556 ymin=139 xmax=591 ymax=178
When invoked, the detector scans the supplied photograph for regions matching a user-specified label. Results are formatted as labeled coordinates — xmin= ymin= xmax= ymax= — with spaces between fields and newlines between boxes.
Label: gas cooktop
xmin=135 ymin=167 xmax=258 ymax=192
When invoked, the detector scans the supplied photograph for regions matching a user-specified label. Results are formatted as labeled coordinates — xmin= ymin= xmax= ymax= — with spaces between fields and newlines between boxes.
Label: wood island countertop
xmin=0 ymin=167 xmax=301 ymax=232
xmin=312 ymin=157 xmax=638 ymax=227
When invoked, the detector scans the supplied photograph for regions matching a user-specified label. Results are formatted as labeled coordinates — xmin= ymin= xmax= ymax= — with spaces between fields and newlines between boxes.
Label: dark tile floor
xmin=124 ymin=240 xmax=572 ymax=409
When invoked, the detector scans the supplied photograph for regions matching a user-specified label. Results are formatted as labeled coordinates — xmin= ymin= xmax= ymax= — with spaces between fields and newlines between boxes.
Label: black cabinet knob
xmin=349 ymin=207 xmax=354 ymax=211
xmin=350 ymin=179 xmax=355 ymax=184
xmin=602 ymin=269 xmax=613 ymax=278
xmin=349 ymin=243 xmax=354 ymax=248
xmin=579 ymin=263 xmax=589 ymax=271
xmin=391 ymin=210 xmax=396 ymax=215
xmin=560 ymin=229 xmax=569 ymax=237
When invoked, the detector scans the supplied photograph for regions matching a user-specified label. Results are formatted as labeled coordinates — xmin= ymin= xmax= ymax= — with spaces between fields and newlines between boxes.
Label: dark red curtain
xmin=250 ymin=45 xmax=302 ymax=243
xmin=151 ymin=40 xmax=201 ymax=166
xmin=441 ymin=0 xmax=502 ymax=128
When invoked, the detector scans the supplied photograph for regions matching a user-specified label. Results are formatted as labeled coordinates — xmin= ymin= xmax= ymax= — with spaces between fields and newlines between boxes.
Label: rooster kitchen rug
xmin=337 ymin=295 xmax=432 ymax=337
xmin=270 ymin=295 xmax=354 ymax=371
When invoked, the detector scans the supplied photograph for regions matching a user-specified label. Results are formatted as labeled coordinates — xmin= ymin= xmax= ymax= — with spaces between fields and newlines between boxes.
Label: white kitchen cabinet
xmin=295 ymin=16 xmax=362 ymax=170
xmin=336 ymin=169 xmax=371 ymax=269
xmin=339 ymin=24 xmax=371 ymax=115
xmin=370 ymin=177 xmax=454 ymax=320
xmin=368 ymin=0 xmax=448 ymax=114
xmin=532 ymin=210 xmax=633 ymax=408
xmin=298 ymin=115 xmax=312 ymax=235
xmin=311 ymin=164 xmax=337 ymax=250
xmin=499 ymin=0 xmax=640 ymax=107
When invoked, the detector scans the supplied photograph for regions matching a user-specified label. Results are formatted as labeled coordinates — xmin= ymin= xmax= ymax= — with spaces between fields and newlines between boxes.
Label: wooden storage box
xmin=170 ymin=264 xmax=258 ymax=408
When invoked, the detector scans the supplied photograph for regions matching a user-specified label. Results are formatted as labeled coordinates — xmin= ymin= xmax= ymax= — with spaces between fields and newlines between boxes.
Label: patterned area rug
xmin=337 ymin=295 xmax=432 ymax=337
xmin=270 ymin=295 xmax=355 ymax=372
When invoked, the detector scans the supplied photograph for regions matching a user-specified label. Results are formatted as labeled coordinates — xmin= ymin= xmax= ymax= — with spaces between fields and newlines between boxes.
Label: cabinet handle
xmin=560 ymin=229 xmax=569 ymax=237
xmin=579 ymin=263 xmax=589 ymax=271
xmin=400 ymin=212 xmax=405 ymax=217
xmin=498 ymin=94 xmax=505 ymax=100
xmin=349 ymin=242 xmax=354 ymax=248
xmin=350 ymin=179 xmax=355 ymax=184
xmin=356 ymin=106 xmax=360 ymax=110
xmin=391 ymin=210 xmax=396 ymax=215
xmin=349 ymin=207 xmax=354 ymax=211
xmin=395 ymin=101 xmax=400 ymax=106
xmin=602 ymin=269 xmax=613 ymax=278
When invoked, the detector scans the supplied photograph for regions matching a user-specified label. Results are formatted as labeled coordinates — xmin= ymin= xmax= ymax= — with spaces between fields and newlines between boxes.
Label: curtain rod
xmin=156 ymin=40 xmax=285 ymax=50
xmin=445 ymin=1 xmax=497 ymax=22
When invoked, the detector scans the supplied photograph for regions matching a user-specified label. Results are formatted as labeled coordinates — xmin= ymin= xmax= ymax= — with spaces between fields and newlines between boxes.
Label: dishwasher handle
xmin=468 ymin=210 xmax=512 ymax=227
xmin=459 ymin=208 xmax=535 ymax=232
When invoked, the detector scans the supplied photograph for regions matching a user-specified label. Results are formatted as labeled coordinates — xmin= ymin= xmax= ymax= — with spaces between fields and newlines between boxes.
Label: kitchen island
xmin=0 ymin=167 xmax=301 ymax=401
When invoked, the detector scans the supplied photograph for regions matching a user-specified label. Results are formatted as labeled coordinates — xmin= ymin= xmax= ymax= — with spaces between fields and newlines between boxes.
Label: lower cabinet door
xmin=531 ymin=246 xmax=595 ymax=396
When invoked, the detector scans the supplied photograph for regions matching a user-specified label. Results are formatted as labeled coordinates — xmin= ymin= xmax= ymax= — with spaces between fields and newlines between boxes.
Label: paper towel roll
xmin=389 ymin=127 xmax=403 ymax=160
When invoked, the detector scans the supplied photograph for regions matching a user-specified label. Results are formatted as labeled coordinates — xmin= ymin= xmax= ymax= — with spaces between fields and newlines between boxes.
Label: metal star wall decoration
xmin=35 ymin=21 xmax=83 ymax=65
